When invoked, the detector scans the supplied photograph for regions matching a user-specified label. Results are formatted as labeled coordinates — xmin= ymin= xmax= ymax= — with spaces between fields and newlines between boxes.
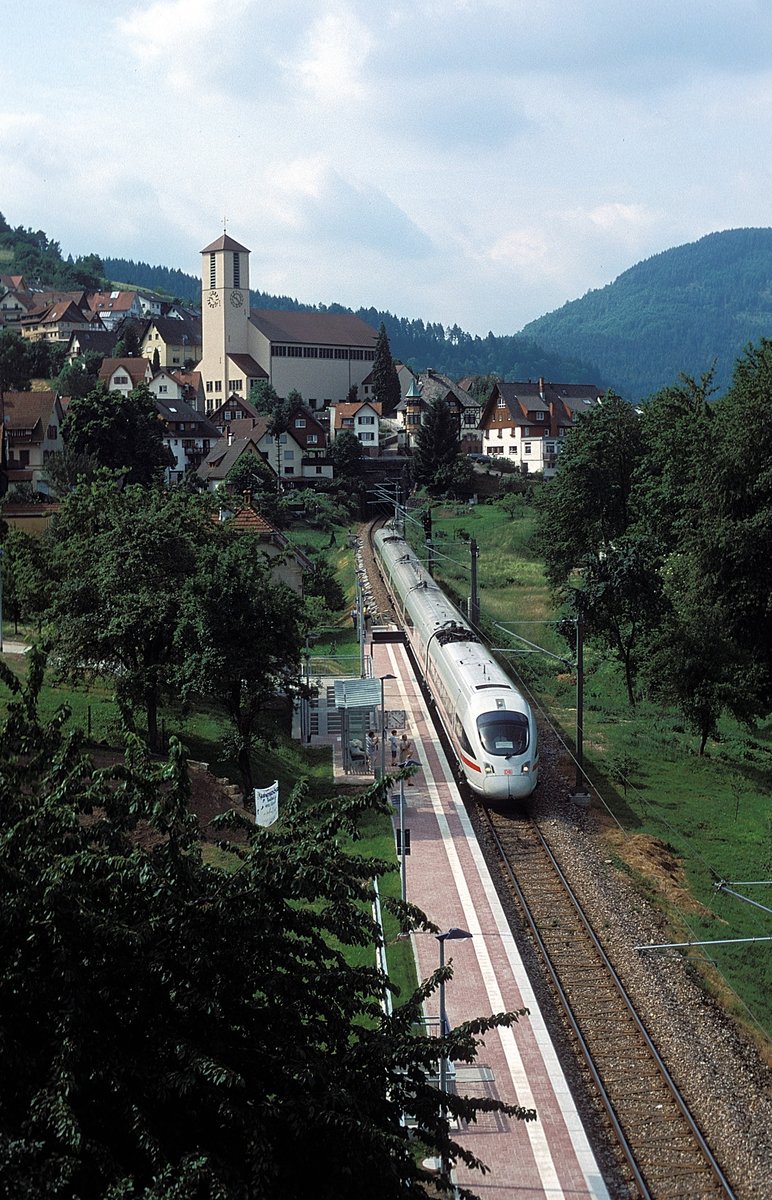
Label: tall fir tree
xmin=371 ymin=323 xmax=401 ymax=416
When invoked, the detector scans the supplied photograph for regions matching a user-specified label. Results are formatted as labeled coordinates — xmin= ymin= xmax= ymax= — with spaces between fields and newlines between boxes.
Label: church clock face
xmin=207 ymin=290 xmax=220 ymax=308
xmin=230 ymin=289 xmax=244 ymax=308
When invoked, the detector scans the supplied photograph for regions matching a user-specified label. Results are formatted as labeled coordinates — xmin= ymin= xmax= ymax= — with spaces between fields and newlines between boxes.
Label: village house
xmin=196 ymin=433 xmax=274 ymax=492
xmin=97 ymin=357 xmax=153 ymax=393
xmin=395 ymin=370 xmax=482 ymax=454
xmin=86 ymin=290 xmax=144 ymax=331
xmin=140 ymin=315 xmax=202 ymax=370
xmin=21 ymin=298 xmax=102 ymax=344
xmin=153 ymin=395 xmax=219 ymax=483
xmin=478 ymin=378 xmax=602 ymax=475
xmin=1 ymin=390 xmax=66 ymax=494
xmin=213 ymin=403 xmax=333 ymax=483
xmin=329 ymin=400 xmax=381 ymax=456
xmin=215 ymin=499 xmax=313 ymax=595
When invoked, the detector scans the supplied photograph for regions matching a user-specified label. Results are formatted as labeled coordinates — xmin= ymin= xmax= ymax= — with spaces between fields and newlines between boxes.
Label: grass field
xmin=406 ymin=499 xmax=772 ymax=1041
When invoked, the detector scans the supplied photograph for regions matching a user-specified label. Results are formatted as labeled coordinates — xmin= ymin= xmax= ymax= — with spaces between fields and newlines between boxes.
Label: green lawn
xmin=413 ymin=500 xmax=772 ymax=1040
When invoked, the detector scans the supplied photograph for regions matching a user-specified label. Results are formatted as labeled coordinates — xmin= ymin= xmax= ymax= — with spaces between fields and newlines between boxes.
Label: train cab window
xmin=477 ymin=712 xmax=529 ymax=756
xmin=454 ymin=717 xmax=475 ymax=757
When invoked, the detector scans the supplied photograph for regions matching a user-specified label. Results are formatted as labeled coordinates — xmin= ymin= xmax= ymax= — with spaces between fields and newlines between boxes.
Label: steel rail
xmin=482 ymin=807 xmax=736 ymax=1200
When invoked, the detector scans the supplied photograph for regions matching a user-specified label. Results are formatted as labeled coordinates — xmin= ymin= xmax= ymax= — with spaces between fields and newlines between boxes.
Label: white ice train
xmin=373 ymin=526 xmax=539 ymax=801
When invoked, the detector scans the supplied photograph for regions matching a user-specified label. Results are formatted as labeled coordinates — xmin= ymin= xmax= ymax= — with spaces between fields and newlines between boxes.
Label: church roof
xmin=227 ymin=353 xmax=268 ymax=379
xmin=201 ymin=233 xmax=251 ymax=254
xmin=249 ymin=309 xmax=377 ymax=349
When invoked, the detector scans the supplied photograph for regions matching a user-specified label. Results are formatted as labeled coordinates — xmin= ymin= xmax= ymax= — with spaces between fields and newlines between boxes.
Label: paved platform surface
xmin=311 ymin=637 xmax=610 ymax=1199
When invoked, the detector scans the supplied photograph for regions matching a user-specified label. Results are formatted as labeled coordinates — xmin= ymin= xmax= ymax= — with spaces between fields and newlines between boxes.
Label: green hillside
xmin=519 ymin=228 xmax=772 ymax=400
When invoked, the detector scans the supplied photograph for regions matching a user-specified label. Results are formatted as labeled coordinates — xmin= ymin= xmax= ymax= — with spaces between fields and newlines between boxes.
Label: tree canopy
xmin=535 ymin=347 xmax=772 ymax=743
xmin=0 ymin=653 xmax=533 ymax=1199
xmin=62 ymin=384 xmax=170 ymax=485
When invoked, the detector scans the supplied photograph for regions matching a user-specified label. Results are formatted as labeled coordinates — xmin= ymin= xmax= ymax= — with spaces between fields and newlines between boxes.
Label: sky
xmin=2 ymin=1 xmax=771 ymax=335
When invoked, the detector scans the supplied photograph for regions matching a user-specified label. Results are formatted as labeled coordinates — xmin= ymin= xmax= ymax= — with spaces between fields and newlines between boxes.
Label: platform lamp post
xmin=0 ymin=545 xmax=4 ymax=652
xmin=379 ymin=673 xmax=396 ymax=780
xmin=436 ymin=927 xmax=473 ymax=1185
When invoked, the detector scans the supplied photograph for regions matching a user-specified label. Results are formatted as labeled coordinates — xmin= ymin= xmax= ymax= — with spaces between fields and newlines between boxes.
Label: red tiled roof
xmin=333 ymin=400 xmax=381 ymax=430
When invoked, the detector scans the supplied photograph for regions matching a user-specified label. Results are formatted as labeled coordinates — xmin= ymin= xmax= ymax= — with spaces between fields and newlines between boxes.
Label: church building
xmin=196 ymin=234 xmax=378 ymax=413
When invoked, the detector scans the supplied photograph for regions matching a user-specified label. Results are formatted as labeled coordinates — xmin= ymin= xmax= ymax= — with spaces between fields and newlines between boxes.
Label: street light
xmin=435 ymin=927 xmax=473 ymax=1185
xmin=379 ymin=673 xmax=396 ymax=780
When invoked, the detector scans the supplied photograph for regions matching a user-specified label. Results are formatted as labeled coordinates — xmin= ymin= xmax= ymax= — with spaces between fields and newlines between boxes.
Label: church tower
xmin=198 ymin=233 xmax=250 ymax=409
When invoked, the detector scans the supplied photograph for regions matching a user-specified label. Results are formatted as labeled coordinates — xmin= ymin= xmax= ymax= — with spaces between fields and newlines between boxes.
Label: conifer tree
xmin=371 ymin=322 xmax=401 ymax=416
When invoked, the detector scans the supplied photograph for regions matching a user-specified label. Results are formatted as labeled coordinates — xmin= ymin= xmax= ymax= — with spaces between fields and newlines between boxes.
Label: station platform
xmin=308 ymin=636 xmax=610 ymax=1199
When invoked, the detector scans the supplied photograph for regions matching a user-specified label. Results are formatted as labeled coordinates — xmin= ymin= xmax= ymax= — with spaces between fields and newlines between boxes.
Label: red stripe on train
xmin=460 ymin=751 xmax=482 ymax=773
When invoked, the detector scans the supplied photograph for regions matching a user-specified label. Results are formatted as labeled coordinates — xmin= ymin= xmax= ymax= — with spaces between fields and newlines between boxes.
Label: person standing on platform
xmin=389 ymin=730 xmax=399 ymax=768
xmin=399 ymin=733 xmax=418 ymax=785
xmin=366 ymin=729 xmax=379 ymax=773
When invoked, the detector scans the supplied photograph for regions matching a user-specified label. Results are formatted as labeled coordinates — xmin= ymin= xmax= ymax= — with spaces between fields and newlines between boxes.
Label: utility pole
xmin=468 ymin=538 xmax=480 ymax=626
xmin=422 ymin=508 xmax=434 ymax=577
xmin=574 ymin=606 xmax=585 ymax=796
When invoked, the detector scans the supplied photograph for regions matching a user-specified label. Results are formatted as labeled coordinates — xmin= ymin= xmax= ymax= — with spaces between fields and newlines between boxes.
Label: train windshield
xmin=476 ymin=712 xmax=529 ymax=757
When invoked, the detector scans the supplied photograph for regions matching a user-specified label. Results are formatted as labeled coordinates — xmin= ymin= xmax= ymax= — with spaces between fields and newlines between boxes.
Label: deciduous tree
xmin=175 ymin=533 xmax=305 ymax=793
xmin=62 ymin=384 xmax=169 ymax=485
xmin=0 ymin=657 xmax=532 ymax=1199
xmin=46 ymin=478 xmax=213 ymax=750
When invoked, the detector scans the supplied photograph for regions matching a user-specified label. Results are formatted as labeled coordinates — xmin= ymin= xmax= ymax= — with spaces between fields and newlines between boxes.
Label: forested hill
xmin=103 ymin=255 xmax=599 ymax=384
xmin=519 ymin=228 xmax=772 ymax=401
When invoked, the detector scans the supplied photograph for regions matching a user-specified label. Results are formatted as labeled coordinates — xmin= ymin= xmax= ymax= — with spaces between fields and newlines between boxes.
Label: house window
xmin=350 ymin=349 xmax=364 ymax=360
xmin=524 ymin=442 xmax=532 ymax=454
xmin=497 ymin=396 xmax=506 ymax=408
xmin=535 ymin=411 xmax=545 ymax=421
xmin=284 ymin=450 xmax=295 ymax=461
xmin=319 ymin=348 xmax=333 ymax=359
xmin=230 ymin=379 xmax=242 ymax=390
xmin=364 ymin=350 xmax=375 ymax=360
xmin=359 ymin=415 xmax=375 ymax=425
xmin=360 ymin=432 xmax=375 ymax=442
xmin=546 ymin=443 xmax=555 ymax=454
xmin=294 ymin=418 xmax=306 ymax=428
xmin=334 ymin=348 xmax=348 ymax=359
xmin=523 ymin=427 xmax=530 ymax=436
xmin=214 ymin=380 xmax=222 ymax=392
xmin=159 ymin=385 xmax=167 ymax=394
xmin=114 ymin=375 xmax=129 ymax=385
xmin=307 ymin=434 xmax=318 ymax=444
xmin=279 ymin=434 xmax=287 ymax=444
xmin=342 ymin=418 xmax=354 ymax=427
xmin=206 ymin=381 xmax=213 ymax=392
xmin=303 ymin=347 xmax=318 ymax=358
xmin=47 ymin=425 xmax=57 ymax=439
xmin=172 ymin=355 xmax=180 ymax=364
xmin=316 ymin=466 xmax=323 ymax=475
xmin=508 ymin=446 xmax=517 ymax=454
xmin=224 ymin=411 xmax=232 ymax=421
xmin=284 ymin=467 xmax=295 ymax=475
xmin=272 ymin=345 xmax=287 ymax=357
xmin=19 ymin=450 xmax=30 ymax=466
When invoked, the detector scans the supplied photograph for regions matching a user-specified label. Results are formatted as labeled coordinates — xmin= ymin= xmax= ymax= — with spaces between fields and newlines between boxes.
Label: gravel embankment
xmin=477 ymin=727 xmax=772 ymax=1200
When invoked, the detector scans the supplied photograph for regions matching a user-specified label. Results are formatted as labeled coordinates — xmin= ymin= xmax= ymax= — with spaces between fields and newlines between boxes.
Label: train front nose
xmin=482 ymin=764 xmax=537 ymax=800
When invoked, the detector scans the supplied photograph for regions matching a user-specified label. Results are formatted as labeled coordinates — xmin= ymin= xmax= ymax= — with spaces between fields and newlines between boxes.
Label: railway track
xmin=480 ymin=807 xmax=735 ymax=1200
xmin=361 ymin=517 xmax=739 ymax=1198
